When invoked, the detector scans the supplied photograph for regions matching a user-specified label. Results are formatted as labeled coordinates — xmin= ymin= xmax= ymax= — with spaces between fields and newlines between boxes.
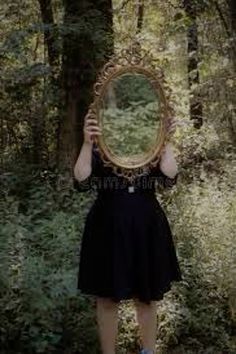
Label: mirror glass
xmin=99 ymin=72 xmax=162 ymax=159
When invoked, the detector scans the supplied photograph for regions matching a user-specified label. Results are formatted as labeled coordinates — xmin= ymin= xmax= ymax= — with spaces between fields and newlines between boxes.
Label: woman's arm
xmin=74 ymin=141 xmax=93 ymax=182
xmin=159 ymin=142 xmax=178 ymax=179
xmin=74 ymin=117 xmax=102 ymax=182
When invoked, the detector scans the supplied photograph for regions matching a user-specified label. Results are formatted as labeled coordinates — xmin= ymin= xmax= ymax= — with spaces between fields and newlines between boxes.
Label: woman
xmin=73 ymin=117 xmax=182 ymax=354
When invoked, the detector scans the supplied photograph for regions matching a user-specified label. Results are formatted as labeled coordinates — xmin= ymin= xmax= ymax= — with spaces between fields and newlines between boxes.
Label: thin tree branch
xmin=214 ymin=0 xmax=231 ymax=38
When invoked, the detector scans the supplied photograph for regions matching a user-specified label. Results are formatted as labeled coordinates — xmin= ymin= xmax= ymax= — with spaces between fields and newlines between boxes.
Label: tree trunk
xmin=183 ymin=0 xmax=203 ymax=128
xmin=58 ymin=0 xmax=113 ymax=173
xmin=227 ymin=0 xmax=236 ymax=143
xmin=227 ymin=0 xmax=236 ymax=69
xmin=38 ymin=0 xmax=59 ymax=68
xmin=137 ymin=0 xmax=144 ymax=33
xmin=37 ymin=0 xmax=59 ymax=166
xmin=214 ymin=1 xmax=236 ymax=69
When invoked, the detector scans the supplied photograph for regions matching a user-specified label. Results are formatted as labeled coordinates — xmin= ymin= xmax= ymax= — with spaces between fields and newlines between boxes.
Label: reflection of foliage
xmin=109 ymin=73 xmax=158 ymax=110
xmin=101 ymin=101 xmax=161 ymax=156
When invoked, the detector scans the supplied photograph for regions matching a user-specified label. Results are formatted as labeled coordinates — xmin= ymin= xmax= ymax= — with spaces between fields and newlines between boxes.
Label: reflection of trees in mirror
xmin=101 ymin=101 xmax=161 ymax=156
xmin=103 ymin=73 xmax=158 ymax=110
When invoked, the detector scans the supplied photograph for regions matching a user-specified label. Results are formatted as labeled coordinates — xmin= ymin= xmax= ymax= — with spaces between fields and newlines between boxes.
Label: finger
xmin=167 ymin=122 xmax=177 ymax=129
xmin=167 ymin=125 xmax=175 ymax=131
xmin=85 ymin=125 xmax=99 ymax=131
xmin=88 ymin=131 xmax=102 ymax=137
xmin=84 ymin=122 xmax=98 ymax=129
xmin=85 ymin=124 xmax=101 ymax=129
xmin=85 ymin=125 xmax=101 ymax=129
xmin=87 ymin=129 xmax=102 ymax=134
xmin=166 ymin=126 xmax=175 ymax=133
xmin=85 ymin=118 xmax=98 ymax=126
xmin=85 ymin=117 xmax=98 ymax=122
xmin=167 ymin=120 xmax=177 ymax=126
xmin=168 ymin=125 xmax=176 ymax=130
xmin=167 ymin=119 xmax=174 ymax=124
xmin=85 ymin=127 xmax=102 ymax=132
xmin=167 ymin=120 xmax=177 ymax=127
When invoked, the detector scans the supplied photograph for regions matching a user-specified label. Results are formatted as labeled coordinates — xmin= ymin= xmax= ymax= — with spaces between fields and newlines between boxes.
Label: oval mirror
xmin=100 ymin=72 xmax=161 ymax=159
xmin=85 ymin=47 xmax=174 ymax=181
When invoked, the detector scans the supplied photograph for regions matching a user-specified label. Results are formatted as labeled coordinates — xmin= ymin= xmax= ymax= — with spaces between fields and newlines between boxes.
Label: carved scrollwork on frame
xmin=84 ymin=44 xmax=176 ymax=183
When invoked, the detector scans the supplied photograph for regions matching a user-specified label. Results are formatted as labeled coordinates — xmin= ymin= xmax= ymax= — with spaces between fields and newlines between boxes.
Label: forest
xmin=0 ymin=0 xmax=236 ymax=353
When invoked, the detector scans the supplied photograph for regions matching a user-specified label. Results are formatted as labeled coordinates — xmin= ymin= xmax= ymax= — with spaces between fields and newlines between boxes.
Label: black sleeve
xmin=73 ymin=145 xmax=102 ymax=192
xmin=150 ymin=162 xmax=179 ymax=189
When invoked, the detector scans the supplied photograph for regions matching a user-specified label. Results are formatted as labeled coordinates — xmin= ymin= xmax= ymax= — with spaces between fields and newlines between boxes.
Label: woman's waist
xmin=92 ymin=187 xmax=162 ymax=217
xmin=96 ymin=184 xmax=156 ymax=196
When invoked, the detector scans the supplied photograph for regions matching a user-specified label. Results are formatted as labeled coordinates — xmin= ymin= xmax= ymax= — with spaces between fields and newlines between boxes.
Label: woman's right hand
xmin=83 ymin=117 xmax=102 ymax=144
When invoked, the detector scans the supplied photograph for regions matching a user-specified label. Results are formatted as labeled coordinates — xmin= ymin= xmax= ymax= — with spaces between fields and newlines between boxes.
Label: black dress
xmin=74 ymin=143 xmax=182 ymax=305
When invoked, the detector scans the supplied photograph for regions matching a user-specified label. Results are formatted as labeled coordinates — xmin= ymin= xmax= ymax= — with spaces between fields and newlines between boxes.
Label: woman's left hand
xmin=160 ymin=142 xmax=173 ymax=161
xmin=159 ymin=142 xmax=178 ymax=178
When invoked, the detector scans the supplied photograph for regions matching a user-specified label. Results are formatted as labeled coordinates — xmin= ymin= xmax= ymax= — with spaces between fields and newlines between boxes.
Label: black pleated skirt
xmin=77 ymin=188 xmax=182 ymax=304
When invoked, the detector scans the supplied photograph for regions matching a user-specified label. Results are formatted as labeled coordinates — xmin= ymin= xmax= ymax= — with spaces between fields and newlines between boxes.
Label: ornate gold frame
xmin=85 ymin=45 xmax=175 ymax=182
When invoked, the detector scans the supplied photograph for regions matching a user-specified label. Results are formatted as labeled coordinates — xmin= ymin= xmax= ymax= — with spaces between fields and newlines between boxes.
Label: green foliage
xmin=116 ymin=123 xmax=236 ymax=353
xmin=1 ymin=125 xmax=236 ymax=353
xmin=0 ymin=166 xmax=100 ymax=354
xmin=1 ymin=0 xmax=236 ymax=352
xmin=113 ymin=73 xmax=157 ymax=109
xmin=102 ymin=102 xmax=160 ymax=155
